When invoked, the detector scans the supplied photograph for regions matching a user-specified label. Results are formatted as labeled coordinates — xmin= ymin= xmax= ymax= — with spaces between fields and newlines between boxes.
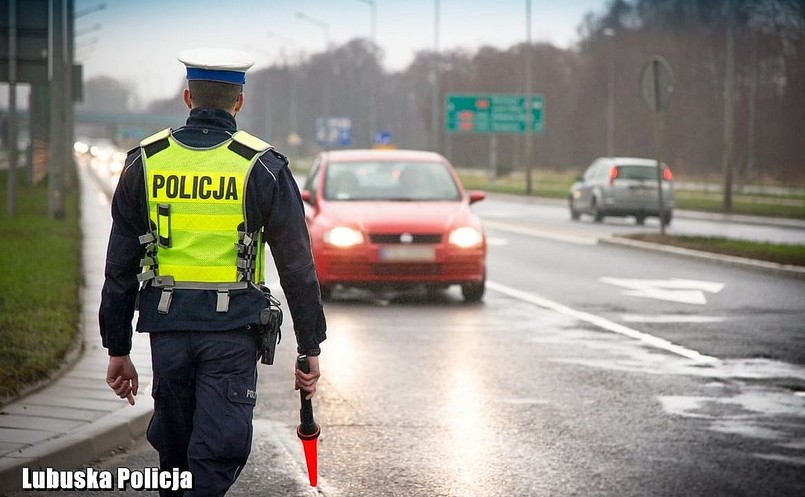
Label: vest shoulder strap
xmin=141 ymin=128 xmax=171 ymax=147
xmin=232 ymin=130 xmax=272 ymax=151
xmin=229 ymin=131 xmax=273 ymax=160
xmin=140 ymin=128 xmax=171 ymax=158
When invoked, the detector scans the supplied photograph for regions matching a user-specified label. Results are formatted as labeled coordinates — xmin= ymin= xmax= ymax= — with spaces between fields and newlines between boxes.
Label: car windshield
xmin=616 ymin=165 xmax=666 ymax=180
xmin=323 ymin=160 xmax=461 ymax=201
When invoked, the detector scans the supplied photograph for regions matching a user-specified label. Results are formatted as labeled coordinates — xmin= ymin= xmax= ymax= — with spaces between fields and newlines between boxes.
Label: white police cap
xmin=177 ymin=47 xmax=255 ymax=85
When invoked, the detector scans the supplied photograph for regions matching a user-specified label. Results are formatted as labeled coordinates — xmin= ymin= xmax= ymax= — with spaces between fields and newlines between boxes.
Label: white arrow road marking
xmin=488 ymin=281 xmax=719 ymax=364
xmin=600 ymin=277 xmax=725 ymax=305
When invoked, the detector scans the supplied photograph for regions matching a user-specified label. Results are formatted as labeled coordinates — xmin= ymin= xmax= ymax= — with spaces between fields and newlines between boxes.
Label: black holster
xmin=257 ymin=285 xmax=283 ymax=365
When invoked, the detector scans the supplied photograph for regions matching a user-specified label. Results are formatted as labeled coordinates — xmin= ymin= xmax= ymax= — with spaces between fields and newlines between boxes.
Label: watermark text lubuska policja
xmin=21 ymin=467 xmax=192 ymax=491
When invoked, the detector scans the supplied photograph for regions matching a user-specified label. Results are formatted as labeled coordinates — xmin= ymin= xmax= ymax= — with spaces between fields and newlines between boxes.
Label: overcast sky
xmin=74 ymin=0 xmax=608 ymax=105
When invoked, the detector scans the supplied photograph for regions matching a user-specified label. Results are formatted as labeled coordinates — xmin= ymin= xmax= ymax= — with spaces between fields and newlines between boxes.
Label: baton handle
xmin=296 ymin=355 xmax=318 ymax=435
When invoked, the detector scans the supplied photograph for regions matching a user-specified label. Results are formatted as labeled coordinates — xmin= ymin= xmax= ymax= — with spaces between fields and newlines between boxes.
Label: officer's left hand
xmin=295 ymin=355 xmax=320 ymax=400
xmin=106 ymin=355 xmax=139 ymax=405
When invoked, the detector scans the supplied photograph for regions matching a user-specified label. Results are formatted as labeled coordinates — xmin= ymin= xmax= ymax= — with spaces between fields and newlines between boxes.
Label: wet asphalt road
xmin=16 ymin=285 xmax=805 ymax=496
xmin=14 ymin=192 xmax=805 ymax=497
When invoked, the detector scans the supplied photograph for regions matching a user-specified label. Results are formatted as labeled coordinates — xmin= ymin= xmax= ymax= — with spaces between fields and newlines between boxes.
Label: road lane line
xmin=487 ymin=280 xmax=720 ymax=364
xmin=482 ymin=220 xmax=598 ymax=245
xmin=620 ymin=314 xmax=727 ymax=324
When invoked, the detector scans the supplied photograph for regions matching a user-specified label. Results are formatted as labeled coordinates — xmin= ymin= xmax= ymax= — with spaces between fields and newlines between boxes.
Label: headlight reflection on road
xmin=442 ymin=311 xmax=490 ymax=490
xmin=322 ymin=314 xmax=361 ymax=391
xmin=445 ymin=367 xmax=486 ymax=489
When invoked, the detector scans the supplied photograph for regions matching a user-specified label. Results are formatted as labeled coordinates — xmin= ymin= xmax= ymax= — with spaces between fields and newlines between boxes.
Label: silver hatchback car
xmin=569 ymin=157 xmax=674 ymax=225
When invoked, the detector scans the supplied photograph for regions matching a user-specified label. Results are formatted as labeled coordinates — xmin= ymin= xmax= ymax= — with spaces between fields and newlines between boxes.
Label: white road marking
xmin=486 ymin=236 xmax=508 ymax=246
xmin=482 ymin=220 xmax=597 ymax=245
xmin=600 ymin=277 xmax=725 ymax=305
xmin=487 ymin=280 xmax=720 ymax=364
xmin=620 ymin=314 xmax=727 ymax=323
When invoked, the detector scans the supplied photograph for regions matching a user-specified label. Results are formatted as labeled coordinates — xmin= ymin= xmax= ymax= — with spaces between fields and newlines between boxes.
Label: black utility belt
xmin=139 ymin=277 xmax=253 ymax=315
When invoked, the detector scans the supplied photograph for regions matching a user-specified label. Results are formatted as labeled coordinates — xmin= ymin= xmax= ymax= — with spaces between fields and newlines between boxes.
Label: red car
xmin=300 ymin=149 xmax=487 ymax=302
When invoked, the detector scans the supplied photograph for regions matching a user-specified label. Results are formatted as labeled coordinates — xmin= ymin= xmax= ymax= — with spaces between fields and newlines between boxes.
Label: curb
xmin=0 ymin=393 xmax=152 ymax=494
xmin=600 ymin=236 xmax=805 ymax=279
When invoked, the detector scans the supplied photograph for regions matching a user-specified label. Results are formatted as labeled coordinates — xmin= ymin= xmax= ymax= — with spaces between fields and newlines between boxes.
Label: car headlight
xmin=449 ymin=227 xmax=483 ymax=248
xmin=324 ymin=226 xmax=364 ymax=248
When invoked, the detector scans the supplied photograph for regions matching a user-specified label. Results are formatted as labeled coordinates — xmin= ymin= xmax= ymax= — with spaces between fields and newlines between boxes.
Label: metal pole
xmin=524 ymin=0 xmax=533 ymax=195
xmin=64 ymin=0 xmax=76 ymax=192
xmin=7 ymin=0 xmax=18 ymax=217
xmin=323 ymin=29 xmax=330 ymax=119
xmin=604 ymin=28 xmax=615 ymax=157
xmin=488 ymin=135 xmax=498 ymax=185
xmin=290 ymin=70 xmax=298 ymax=146
xmin=652 ymin=60 xmax=666 ymax=235
xmin=356 ymin=0 xmax=377 ymax=147
xmin=296 ymin=13 xmax=330 ymax=118
xmin=721 ymin=0 xmax=735 ymax=212
xmin=48 ymin=0 xmax=65 ymax=219
xmin=264 ymin=72 xmax=272 ymax=140
xmin=746 ymin=28 xmax=758 ymax=183
xmin=430 ymin=0 xmax=440 ymax=152
xmin=370 ymin=1 xmax=377 ymax=145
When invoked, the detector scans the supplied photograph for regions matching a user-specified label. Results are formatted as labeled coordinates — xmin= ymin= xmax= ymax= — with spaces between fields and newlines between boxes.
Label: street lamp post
xmin=241 ymin=44 xmax=273 ymax=139
xmin=603 ymin=28 xmax=615 ymax=157
xmin=524 ymin=0 xmax=533 ymax=195
xmin=296 ymin=12 xmax=331 ymax=117
xmin=431 ymin=0 xmax=440 ymax=152
xmin=267 ymin=32 xmax=304 ymax=150
xmin=355 ymin=0 xmax=377 ymax=147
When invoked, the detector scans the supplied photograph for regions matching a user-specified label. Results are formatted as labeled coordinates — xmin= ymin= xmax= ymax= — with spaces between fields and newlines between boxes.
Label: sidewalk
xmin=0 ymin=165 xmax=153 ymax=494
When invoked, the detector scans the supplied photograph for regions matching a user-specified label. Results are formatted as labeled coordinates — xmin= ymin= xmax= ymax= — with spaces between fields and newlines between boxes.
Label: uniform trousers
xmin=147 ymin=329 xmax=258 ymax=497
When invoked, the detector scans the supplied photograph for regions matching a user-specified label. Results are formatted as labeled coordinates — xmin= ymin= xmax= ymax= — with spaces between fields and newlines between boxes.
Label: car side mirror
xmin=468 ymin=190 xmax=486 ymax=204
xmin=301 ymin=189 xmax=313 ymax=204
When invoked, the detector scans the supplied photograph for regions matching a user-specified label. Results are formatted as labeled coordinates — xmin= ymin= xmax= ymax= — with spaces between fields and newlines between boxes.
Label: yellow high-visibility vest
xmin=137 ymin=128 xmax=271 ymax=311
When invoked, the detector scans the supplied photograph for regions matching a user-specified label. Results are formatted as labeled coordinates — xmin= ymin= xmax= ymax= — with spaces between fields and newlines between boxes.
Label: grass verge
xmin=0 ymin=172 xmax=81 ymax=403
xmin=457 ymin=170 xmax=805 ymax=220
xmin=623 ymin=234 xmax=805 ymax=267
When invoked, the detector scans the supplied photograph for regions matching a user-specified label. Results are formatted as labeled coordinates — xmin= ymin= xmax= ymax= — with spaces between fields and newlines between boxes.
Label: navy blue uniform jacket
xmin=99 ymin=108 xmax=326 ymax=356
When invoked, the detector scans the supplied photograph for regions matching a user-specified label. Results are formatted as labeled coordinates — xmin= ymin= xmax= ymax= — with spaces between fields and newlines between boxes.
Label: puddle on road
xmin=528 ymin=320 xmax=805 ymax=464
xmin=660 ymin=388 xmax=804 ymax=435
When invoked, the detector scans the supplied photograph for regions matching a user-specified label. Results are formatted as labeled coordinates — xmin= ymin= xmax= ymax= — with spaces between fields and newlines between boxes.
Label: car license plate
xmin=631 ymin=185 xmax=653 ymax=196
xmin=380 ymin=245 xmax=436 ymax=262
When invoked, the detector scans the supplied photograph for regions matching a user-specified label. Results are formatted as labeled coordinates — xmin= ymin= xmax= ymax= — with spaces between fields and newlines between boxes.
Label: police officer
xmin=99 ymin=48 xmax=326 ymax=496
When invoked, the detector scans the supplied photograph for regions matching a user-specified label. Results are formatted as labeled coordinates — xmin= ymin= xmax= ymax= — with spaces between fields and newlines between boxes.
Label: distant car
xmin=301 ymin=149 xmax=487 ymax=302
xmin=569 ymin=157 xmax=674 ymax=225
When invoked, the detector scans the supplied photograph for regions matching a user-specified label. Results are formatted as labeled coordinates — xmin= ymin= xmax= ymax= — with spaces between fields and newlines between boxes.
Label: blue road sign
xmin=373 ymin=130 xmax=392 ymax=145
xmin=315 ymin=117 xmax=352 ymax=147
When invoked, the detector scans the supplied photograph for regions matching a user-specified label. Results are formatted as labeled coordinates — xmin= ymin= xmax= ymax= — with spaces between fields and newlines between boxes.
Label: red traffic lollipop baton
xmin=296 ymin=355 xmax=321 ymax=487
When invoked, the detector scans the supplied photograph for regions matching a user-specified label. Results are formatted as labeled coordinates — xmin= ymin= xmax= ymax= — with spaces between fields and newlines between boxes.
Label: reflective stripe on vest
xmin=140 ymin=129 xmax=270 ymax=286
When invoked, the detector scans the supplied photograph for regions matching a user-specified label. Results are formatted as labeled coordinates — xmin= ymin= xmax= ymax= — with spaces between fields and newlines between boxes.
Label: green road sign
xmin=445 ymin=93 xmax=544 ymax=134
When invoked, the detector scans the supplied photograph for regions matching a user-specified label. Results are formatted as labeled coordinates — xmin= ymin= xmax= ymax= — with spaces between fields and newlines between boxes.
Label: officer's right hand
xmin=295 ymin=355 xmax=320 ymax=400
xmin=106 ymin=355 xmax=139 ymax=405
